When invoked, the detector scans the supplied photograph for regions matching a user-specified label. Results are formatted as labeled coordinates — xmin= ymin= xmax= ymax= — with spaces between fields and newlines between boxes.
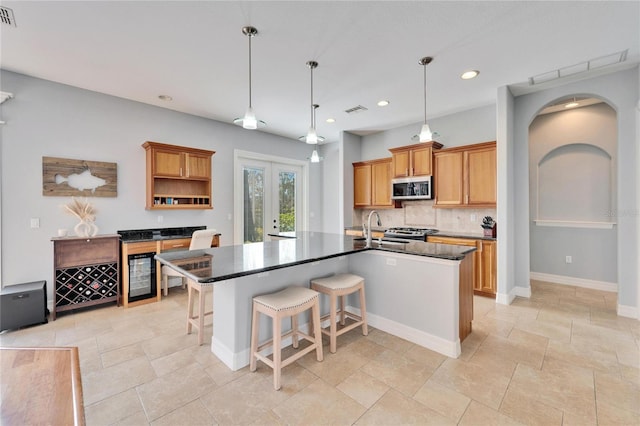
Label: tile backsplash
xmin=355 ymin=200 xmax=496 ymax=237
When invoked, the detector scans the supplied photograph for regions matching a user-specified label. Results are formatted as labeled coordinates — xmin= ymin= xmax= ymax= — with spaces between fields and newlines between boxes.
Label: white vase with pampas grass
xmin=63 ymin=197 xmax=98 ymax=237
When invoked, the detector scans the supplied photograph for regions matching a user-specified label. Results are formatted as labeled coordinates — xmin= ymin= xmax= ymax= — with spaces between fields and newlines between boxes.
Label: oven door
xmin=128 ymin=252 xmax=157 ymax=302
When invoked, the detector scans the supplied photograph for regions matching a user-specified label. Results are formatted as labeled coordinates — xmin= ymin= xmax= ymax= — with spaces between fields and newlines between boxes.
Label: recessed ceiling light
xmin=461 ymin=70 xmax=479 ymax=80
xmin=377 ymin=100 xmax=390 ymax=107
xmin=158 ymin=95 xmax=173 ymax=101
xmin=326 ymin=118 xmax=335 ymax=123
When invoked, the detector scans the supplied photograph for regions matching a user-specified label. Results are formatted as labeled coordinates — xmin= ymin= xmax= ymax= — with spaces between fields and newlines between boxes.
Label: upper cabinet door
xmin=186 ymin=153 xmax=211 ymax=179
xmin=392 ymin=150 xmax=410 ymax=178
xmin=371 ymin=159 xmax=393 ymax=207
xmin=434 ymin=151 xmax=464 ymax=205
xmin=411 ymin=146 xmax=433 ymax=176
xmin=466 ymin=147 xmax=496 ymax=205
xmin=353 ymin=163 xmax=372 ymax=208
xmin=154 ymin=150 xmax=183 ymax=177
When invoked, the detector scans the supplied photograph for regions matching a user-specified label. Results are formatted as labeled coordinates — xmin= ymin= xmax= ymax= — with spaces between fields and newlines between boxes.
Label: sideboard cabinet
xmin=51 ymin=235 xmax=120 ymax=319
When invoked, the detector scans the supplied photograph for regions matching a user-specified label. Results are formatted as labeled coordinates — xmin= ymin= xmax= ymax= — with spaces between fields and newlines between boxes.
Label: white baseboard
xmin=617 ymin=304 xmax=638 ymax=319
xmin=347 ymin=306 xmax=460 ymax=358
xmin=495 ymin=285 xmax=531 ymax=305
xmin=212 ymin=323 xmax=308 ymax=371
xmin=530 ymin=272 xmax=617 ymax=293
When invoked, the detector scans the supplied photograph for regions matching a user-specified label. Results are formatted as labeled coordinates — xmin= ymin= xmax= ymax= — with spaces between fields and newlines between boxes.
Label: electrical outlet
xmin=386 ymin=258 xmax=397 ymax=266
xmin=470 ymin=214 xmax=477 ymax=222
xmin=157 ymin=215 xmax=163 ymax=223
xmin=30 ymin=218 xmax=40 ymax=228
xmin=565 ymin=256 xmax=572 ymax=264
xmin=227 ymin=213 xmax=232 ymax=221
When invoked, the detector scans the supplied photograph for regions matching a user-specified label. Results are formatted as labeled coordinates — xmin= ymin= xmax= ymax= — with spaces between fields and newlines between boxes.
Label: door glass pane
xmin=243 ymin=167 xmax=264 ymax=243
xmin=278 ymin=171 xmax=296 ymax=232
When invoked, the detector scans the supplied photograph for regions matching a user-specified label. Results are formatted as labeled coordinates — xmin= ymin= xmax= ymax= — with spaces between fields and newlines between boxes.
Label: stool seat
xmin=250 ymin=286 xmax=323 ymax=390
xmin=254 ymin=286 xmax=319 ymax=312
xmin=311 ymin=273 xmax=368 ymax=353
xmin=310 ymin=273 xmax=363 ymax=290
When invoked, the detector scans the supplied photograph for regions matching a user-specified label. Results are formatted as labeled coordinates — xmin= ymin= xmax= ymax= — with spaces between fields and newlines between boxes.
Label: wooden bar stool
xmin=250 ymin=286 xmax=324 ymax=390
xmin=311 ymin=273 xmax=368 ymax=353
xmin=186 ymin=279 xmax=213 ymax=345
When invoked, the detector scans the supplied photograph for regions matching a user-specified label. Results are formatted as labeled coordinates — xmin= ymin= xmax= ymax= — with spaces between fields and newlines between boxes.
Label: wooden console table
xmin=51 ymin=235 xmax=120 ymax=320
xmin=0 ymin=347 xmax=85 ymax=425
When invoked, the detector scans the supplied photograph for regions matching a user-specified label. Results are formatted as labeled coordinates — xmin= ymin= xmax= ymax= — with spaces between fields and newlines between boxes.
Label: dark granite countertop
xmin=344 ymin=227 xmax=496 ymax=241
xmin=118 ymin=226 xmax=220 ymax=243
xmin=156 ymin=232 xmax=476 ymax=284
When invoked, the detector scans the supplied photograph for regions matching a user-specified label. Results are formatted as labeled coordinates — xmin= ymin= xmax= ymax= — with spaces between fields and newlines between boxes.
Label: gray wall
xmin=341 ymin=132 xmax=362 ymax=229
xmin=513 ymin=67 xmax=639 ymax=309
xmin=360 ymin=104 xmax=496 ymax=160
xmin=529 ymin=103 xmax=617 ymax=283
xmin=0 ymin=71 xmax=323 ymax=295
xmin=497 ymin=85 xmax=516 ymax=301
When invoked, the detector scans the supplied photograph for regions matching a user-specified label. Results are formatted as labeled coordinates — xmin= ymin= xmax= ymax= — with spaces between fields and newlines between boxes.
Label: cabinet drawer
xmin=161 ymin=238 xmax=191 ymax=251
xmin=122 ymin=241 xmax=158 ymax=255
xmin=54 ymin=237 xmax=119 ymax=268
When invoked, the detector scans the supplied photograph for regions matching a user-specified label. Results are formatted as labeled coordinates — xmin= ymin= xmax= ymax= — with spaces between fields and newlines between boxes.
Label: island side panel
xmin=347 ymin=251 xmax=462 ymax=358
xmin=458 ymin=253 xmax=474 ymax=342
xmin=212 ymin=257 xmax=349 ymax=371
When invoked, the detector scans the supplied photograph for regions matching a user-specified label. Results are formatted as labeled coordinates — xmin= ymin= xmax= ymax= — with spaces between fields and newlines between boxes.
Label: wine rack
xmin=52 ymin=235 xmax=120 ymax=319
xmin=55 ymin=263 xmax=118 ymax=306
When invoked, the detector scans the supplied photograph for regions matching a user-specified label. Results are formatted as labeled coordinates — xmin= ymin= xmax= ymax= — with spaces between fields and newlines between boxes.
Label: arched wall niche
xmin=536 ymin=143 xmax=612 ymax=222
xmin=529 ymin=99 xmax=617 ymax=228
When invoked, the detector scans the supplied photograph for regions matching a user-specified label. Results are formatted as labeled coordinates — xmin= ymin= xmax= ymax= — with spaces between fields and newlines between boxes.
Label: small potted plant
xmin=481 ymin=216 xmax=496 ymax=238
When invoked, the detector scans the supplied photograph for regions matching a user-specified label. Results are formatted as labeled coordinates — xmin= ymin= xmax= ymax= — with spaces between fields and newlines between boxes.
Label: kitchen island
xmin=155 ymin=232 xmax=475 ymax=370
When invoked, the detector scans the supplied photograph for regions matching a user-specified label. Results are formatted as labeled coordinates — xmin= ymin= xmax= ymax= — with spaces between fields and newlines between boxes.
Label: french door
xmin=236 ymin=156 xmax=304 ymax=243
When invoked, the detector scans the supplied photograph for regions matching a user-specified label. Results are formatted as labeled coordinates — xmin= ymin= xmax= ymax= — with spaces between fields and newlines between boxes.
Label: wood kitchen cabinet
xmin=142 ymin=141 xmax=215 ymax=210
xmin=427 ymin=235 xmax=497 ymax=297
xmin=389 ymin=141 xmax=443 ymax=178
xmin=353 ymin=158 xmax=396 ymax=209
xmin=433 ymin=141 xmax=496 ymax=208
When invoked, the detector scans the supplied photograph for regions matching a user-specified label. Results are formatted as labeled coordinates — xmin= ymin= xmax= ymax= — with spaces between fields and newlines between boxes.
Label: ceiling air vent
xmin=344 ymin=105 xmax=368 ymax=114
xmin=0 ymin=6 xmax=16 ymax=27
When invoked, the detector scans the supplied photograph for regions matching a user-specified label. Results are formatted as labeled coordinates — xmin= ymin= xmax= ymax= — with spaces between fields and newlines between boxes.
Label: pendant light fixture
xmin=300 ymin=61 xmax=325 ymax=144
xmin=416 ymin=56 xmax=437 ymax=142
xmin=233 ymin=26 xmax=265 ymax=130
xmin=309 ymin=148 xmax=322 ymax=163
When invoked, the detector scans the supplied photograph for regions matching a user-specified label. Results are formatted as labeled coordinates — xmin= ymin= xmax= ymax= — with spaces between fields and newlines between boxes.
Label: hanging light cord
xmin=423 ymin=61 xmax=427 ymax=124
xmin=310 ymin=64 xmax=314 ymax=128
xmin=248 ymin=32 xmax=253 ymax=108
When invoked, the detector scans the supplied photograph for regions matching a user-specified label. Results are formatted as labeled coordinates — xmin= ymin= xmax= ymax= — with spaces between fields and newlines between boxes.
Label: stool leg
xmin=312 ymin=300 xmax=324 ymax=362
xmin=340 ymin=295 xmax=346 ymax=325
xmin=329 ymin=293 xmax=338 ymax=353
xmin=249 ymin=303 xmax=259 ymax=372
xmin=291 ymin=313 xmax=299 ymax=349
xmin=273 ymin=314 xmax=282 ymax=390
xmin=163 ymin=274 xmax=168 ymax=297
xmin=197 ymin=285 xmax=205 ymax=345
xmin=359 ymin=285 xmax=368 ymax=336
xmin=186 ymin=281 xmax=194 ymax=334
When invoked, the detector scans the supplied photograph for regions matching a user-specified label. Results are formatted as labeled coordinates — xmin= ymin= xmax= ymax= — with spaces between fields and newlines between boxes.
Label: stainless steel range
xmin=383 ymin=227 xmax=438 ymax=241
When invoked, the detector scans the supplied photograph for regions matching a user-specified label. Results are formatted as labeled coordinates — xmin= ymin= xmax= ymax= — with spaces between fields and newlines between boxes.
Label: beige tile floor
xmin=1 ymin=280 xmax=639 ymax=425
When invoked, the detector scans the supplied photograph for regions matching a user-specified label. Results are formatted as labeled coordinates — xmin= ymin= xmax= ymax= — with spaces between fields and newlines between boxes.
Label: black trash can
xmin=0 ymin=281 xmax=48 ymax=331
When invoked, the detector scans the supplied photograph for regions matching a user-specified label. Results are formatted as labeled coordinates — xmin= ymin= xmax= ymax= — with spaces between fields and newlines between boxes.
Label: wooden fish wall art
xmin=42 ymin=156 xmax=117 ymax=197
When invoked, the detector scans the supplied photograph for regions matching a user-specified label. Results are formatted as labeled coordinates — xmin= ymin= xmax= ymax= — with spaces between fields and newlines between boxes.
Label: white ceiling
xmin=1 ymin=1 xmax=638 ymax=143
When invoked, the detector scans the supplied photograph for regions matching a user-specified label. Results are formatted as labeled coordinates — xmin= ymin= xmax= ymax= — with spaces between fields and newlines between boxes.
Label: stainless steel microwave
xmin=391 ymin=176 xmax=432 ymax=200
